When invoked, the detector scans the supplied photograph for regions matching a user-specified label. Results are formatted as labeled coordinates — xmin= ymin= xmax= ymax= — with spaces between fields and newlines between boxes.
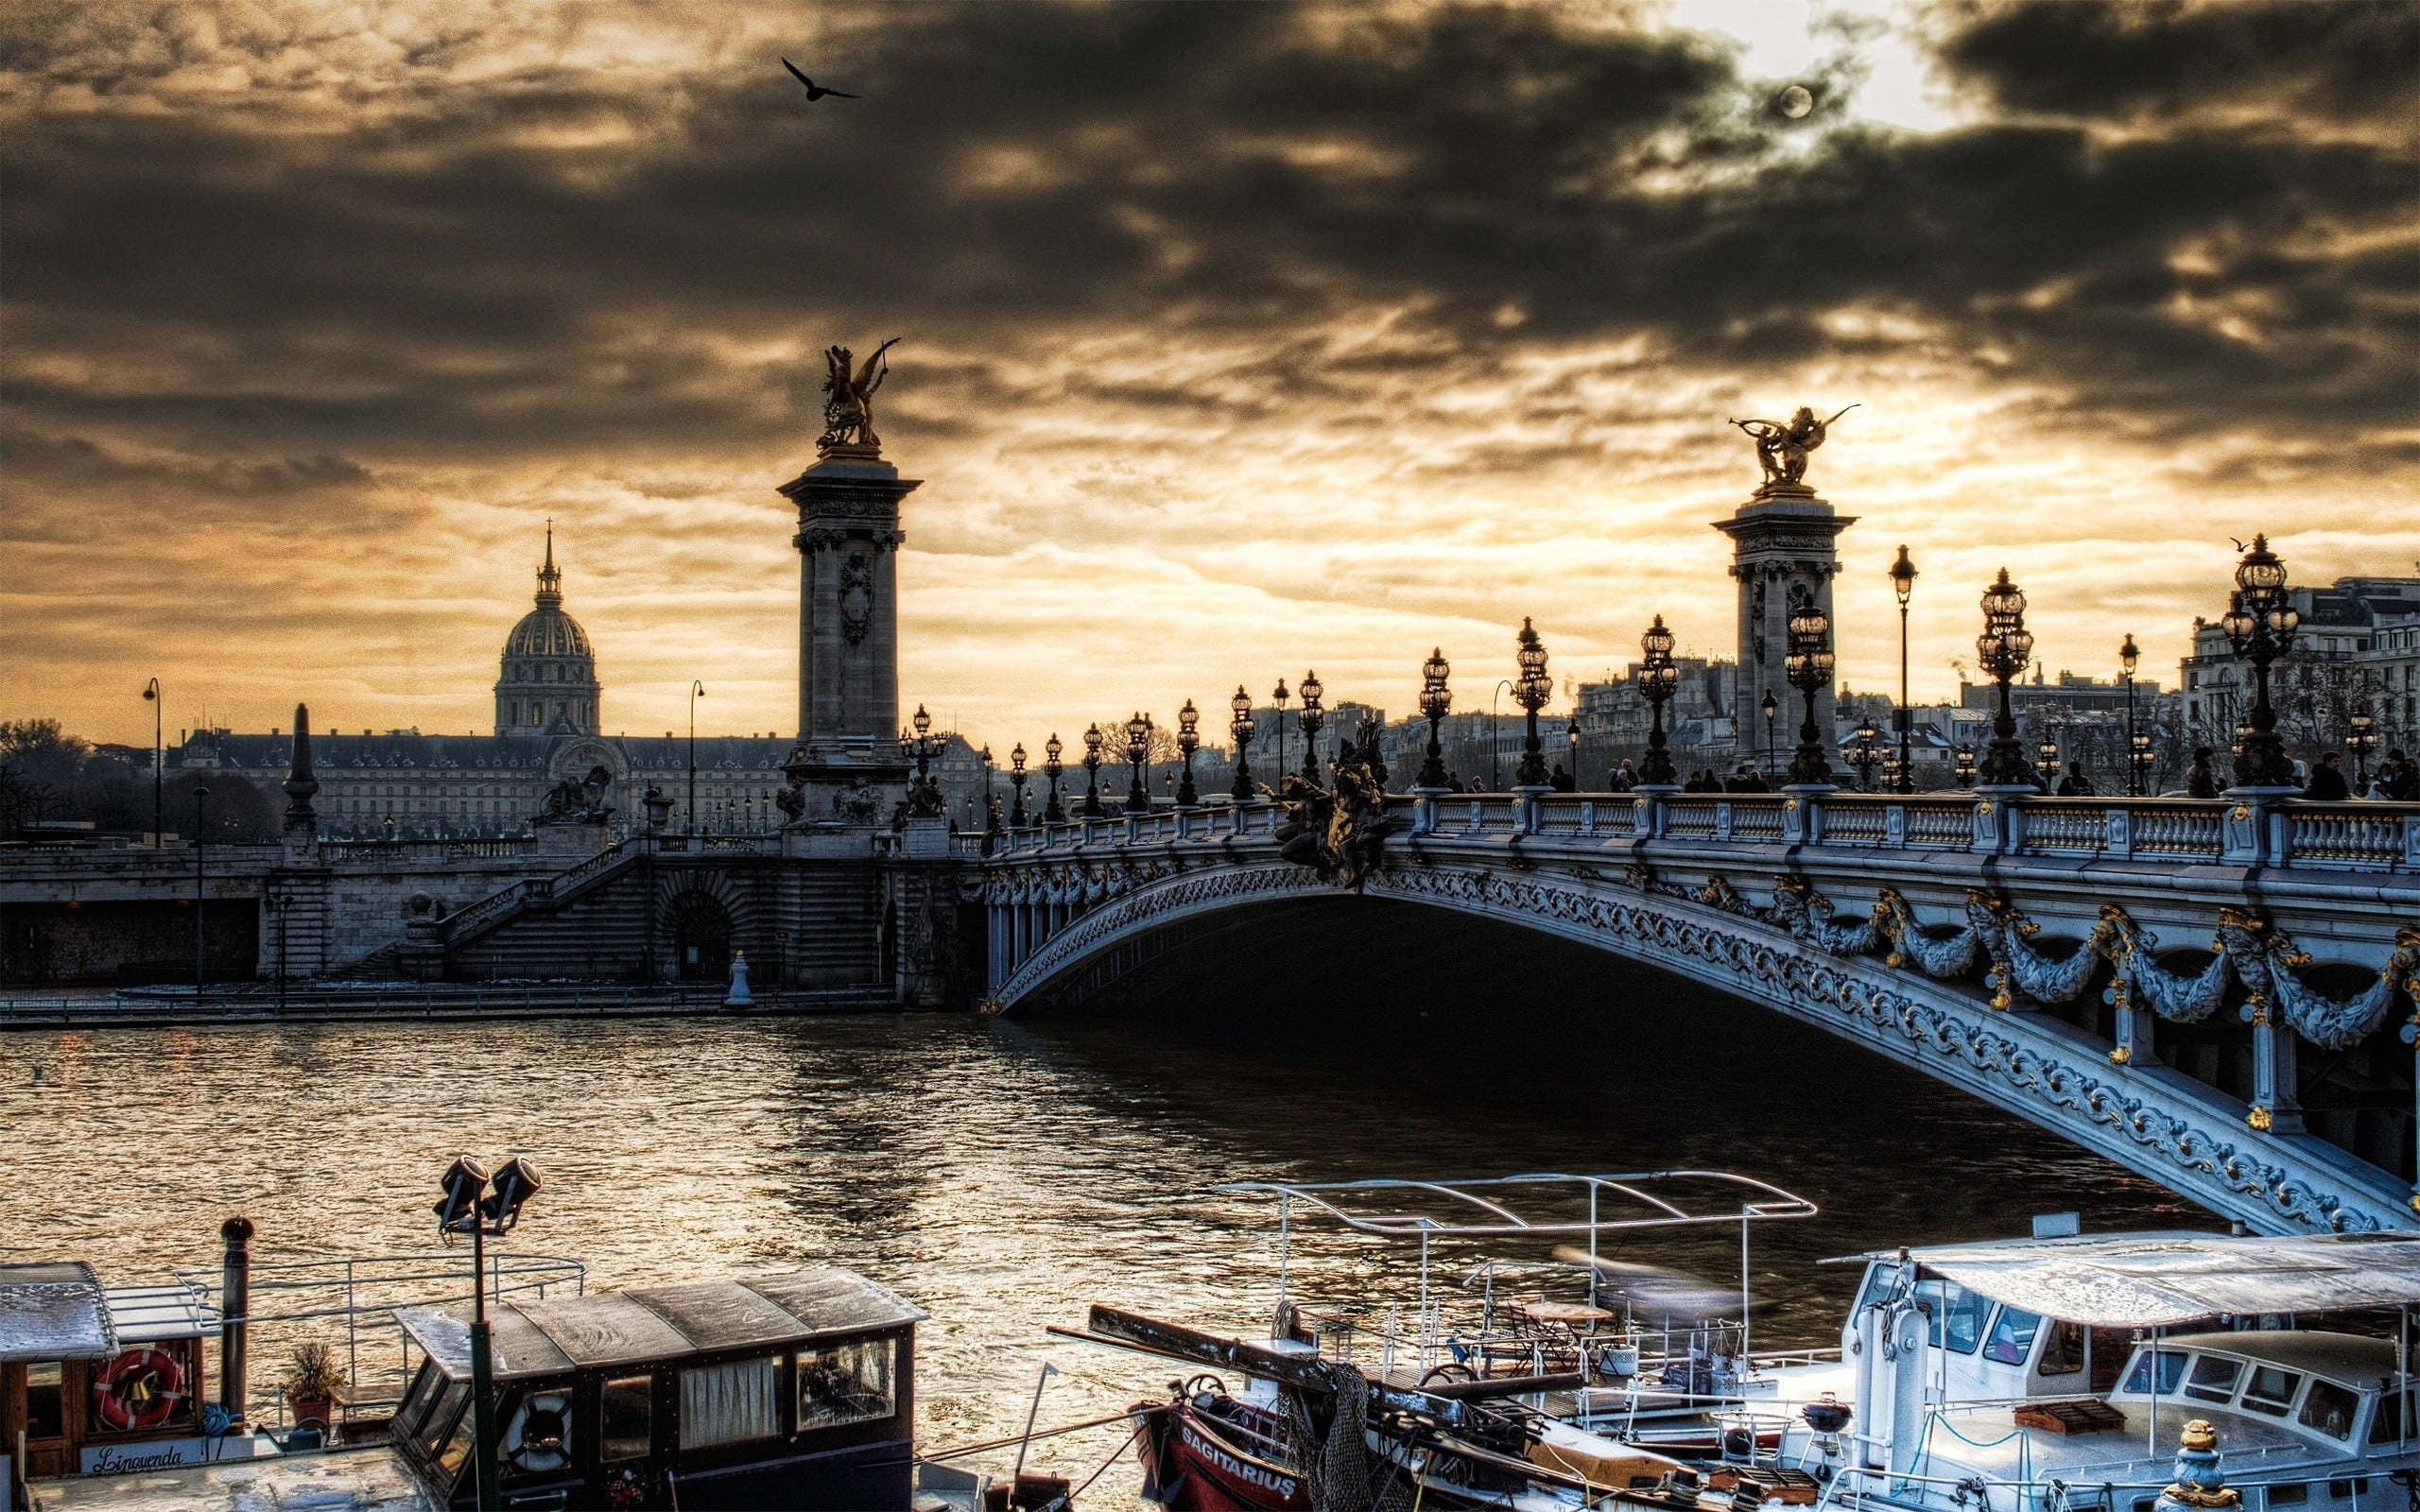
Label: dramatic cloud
xmin=3 ymin=0 xmax=2413 ymax=746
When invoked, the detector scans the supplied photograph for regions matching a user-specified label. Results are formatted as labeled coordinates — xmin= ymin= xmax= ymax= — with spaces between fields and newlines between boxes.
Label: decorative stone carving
xmin=840 ymin=551 xmax=874 ymax=645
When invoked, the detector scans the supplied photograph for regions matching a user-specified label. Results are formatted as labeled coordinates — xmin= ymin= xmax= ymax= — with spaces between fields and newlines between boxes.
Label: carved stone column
xmin=1716 ymin=488 xmax=1856 ymax=769
xmin=779 ymin=452 xmax=920 ymax=826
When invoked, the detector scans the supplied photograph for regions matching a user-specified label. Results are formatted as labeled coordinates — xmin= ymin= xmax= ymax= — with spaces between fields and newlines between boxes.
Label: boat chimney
xmin=220 ymin=1215 xmax=255 ymax=1422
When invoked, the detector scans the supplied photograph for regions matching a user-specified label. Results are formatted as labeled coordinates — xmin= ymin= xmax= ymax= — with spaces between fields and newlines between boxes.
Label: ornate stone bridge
xmin=970 ymin=786 xmax=2420 ymax=1236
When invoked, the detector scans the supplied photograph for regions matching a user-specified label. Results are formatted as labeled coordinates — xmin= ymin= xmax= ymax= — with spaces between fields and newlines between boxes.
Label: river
xmin=3 ymin=936 xmax=2197 ymax=1503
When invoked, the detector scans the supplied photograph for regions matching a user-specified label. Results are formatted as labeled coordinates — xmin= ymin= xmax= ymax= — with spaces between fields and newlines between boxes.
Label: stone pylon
xmin=1716 ymin=485 xmax=1855 ymax=769
xmin=282 ymin=702 xmax=320 ymax=862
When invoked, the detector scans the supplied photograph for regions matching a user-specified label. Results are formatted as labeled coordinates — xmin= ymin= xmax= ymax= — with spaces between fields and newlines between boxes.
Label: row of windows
xmin=501 ymin=662 xmax=596 ymax=683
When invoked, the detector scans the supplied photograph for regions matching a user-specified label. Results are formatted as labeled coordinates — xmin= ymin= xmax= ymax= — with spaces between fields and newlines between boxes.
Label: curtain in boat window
xmin=679 ymin=1357 xmax=779 ymax=1449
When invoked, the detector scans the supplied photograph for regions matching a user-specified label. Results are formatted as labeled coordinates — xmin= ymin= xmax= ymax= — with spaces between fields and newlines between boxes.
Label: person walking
xmin=2055 ymin=761 xmax=2094 ymax=797
xmin=2185 ymin=746 xmax=2221 ymax=799
xmin=2303 ymin=751 xmax=2351 ymax=800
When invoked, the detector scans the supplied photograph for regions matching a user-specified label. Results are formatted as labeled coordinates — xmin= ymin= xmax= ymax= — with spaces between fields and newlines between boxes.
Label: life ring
xmin=92 ymin=1347 xmax=186 ymax=1433
xmin=503 ymin=1390 xmax=573 ymax=1474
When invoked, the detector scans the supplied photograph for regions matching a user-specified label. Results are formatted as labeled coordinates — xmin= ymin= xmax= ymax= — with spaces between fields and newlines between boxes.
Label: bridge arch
xmin=982 ymin=856 xmax=2411 ymax=1237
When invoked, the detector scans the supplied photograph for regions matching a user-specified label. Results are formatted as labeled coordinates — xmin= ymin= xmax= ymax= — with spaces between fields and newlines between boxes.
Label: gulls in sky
xmin=783 ymin=60 xmax=858 ymax=100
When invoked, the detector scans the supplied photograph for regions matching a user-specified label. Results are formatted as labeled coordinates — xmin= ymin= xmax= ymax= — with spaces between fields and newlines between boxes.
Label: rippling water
xmin=2 ymin=932 xmax=2198 ymax=1502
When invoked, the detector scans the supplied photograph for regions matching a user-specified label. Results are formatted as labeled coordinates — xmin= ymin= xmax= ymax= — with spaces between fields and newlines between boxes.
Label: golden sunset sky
xmin=5 ymin=0 xmax=2414 ymax=750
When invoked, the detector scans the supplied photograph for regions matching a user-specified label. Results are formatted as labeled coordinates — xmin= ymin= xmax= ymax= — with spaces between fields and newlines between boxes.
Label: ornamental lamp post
xmin=1955 ymin=744 xmax=1978 ymax=788
xmin=1638 ymin=614 xmax=1681 ymax=786
xmin=1270 ymin=679 xmax=1290 ymax=790
xmin=1124 ymin=712 xmax=1152 ymax=814
xmin=2120 ymin=632 xmax=2143 ymax=795
xmin=1783 ymin=603 xmax=1835 ymax=785
xmin=1176 ymin=699 xmax=1201 ymax=806
xmin=433 ymin=1155 xmax=543 ymax=1512
xmin=1759 ymin=690 xmax=1778 ymax=779
xmin=1891 ymin=545 xmax=1918 ymax=793
xmin=1565 ymin=716 xmax=1581 ymax=779
xmin=1229 ymin=687 xmax=1257 ymax=800
xmin=1080 ymin=723 xmax=1105 ymax=816
xmin=1851 ymin=713 xmax=1882 ymax=792
xmin=2349 ymin=696 xmax=2379 ymax=791
xmin=1042 ymin=733 xmax=1066 ymax=823
xmin=1008 ymin=743 xmax=1029 ymax=828
xmin=193 ymin=782 xmax=211 ymax=988
xmin=687 ymin=680 xmax=705 ymax=834
xmin=979 ymin=744 xmax=994 ymax=824
xmin=1975 ymin=569 xmax=2036 ymax=785
xmin=2221 ymin=533 xmax=2300 ymax=788
xmin=2036 ymin=732 xmax=2062 ymax=792
xmin=1417 ymin=649 xmax=1452 ymax=789
xmin=142 ymin=678 xmax=164 ymax=845
xmin=1513 ymin=617 xmax=1552 ymax=788
xmin=2132 ymin=730 xmax=2155 ymax=794
xmin=1297 ymin=671 xmax=1325 ymax=786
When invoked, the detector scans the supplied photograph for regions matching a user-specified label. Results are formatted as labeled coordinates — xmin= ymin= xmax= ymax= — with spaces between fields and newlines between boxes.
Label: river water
xmin=3 ymin=934 xmax=2198 ymax=1502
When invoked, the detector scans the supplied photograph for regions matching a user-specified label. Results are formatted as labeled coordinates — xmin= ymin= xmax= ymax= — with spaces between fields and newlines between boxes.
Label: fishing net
xmin=1287 ymin=1361 xmax=1376 ymax=1512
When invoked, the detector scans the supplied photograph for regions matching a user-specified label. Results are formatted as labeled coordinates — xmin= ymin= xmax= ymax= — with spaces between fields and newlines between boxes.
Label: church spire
xmin=536 ymin=521 xmax=562 ymax=606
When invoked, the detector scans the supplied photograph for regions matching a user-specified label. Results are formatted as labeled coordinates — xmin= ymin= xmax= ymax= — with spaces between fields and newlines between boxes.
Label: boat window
xmin=1918 ymin=1280 xmax=1990 ymax=1354
xmin=2121 ymin=1349 xmax=2187 ymax=1396
xmin=419 ymin=1379 xmax=472 ymax=1458
xmin=1857 ymin=1263 xmax=1904 ymax=1314
xmin=2298 ymin=1381 xmax=2359 ymax=1441
xmin=26 ymin=1361 xmax=64 ymax=1439
xmin=393 ymin=1362 xmax=444 ymax=1441
xmin=436 ymin=1402 xmax=478 ymax=1481
xmin=601 ymin=1374 xmax=653 ymax=1463
xmin=2242 ymin=1366 xmax=2303 ymax=1418
xmin=679 ymin=1356 xmax=779 ymax=1450
xmin=1983 ymin=1308 xmax=2043 ymax=1366
xmin=2185 ymin=1356 xmax=2244 ymax=1404
xmin=2268 ymin=1485 xmax=2308 ymax=1507
xmin=797 ymin=1338 xmax=897 ymax=1430
xmin=2037 ymin=1320 xmax=2085 ymax=1378
xmin=2370 ymin=1388 xmax=2411 ymax=1445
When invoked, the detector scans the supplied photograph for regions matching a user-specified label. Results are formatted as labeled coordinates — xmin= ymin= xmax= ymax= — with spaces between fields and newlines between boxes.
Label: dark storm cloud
xmin=2 ymin=0 xmax=2412 ymax=461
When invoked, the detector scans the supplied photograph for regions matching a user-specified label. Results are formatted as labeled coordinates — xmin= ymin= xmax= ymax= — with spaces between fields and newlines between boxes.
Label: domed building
xmin=494 ymin=529 xmax=600 ymax=737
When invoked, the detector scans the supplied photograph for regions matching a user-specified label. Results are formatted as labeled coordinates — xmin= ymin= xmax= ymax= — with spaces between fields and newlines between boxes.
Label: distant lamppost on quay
xmin=1783 ymin=603 xmax=1835 ymax=785
xmin=1229 ymin=688 xmax=1256 ymax=800
xmin=1270 ymin=678 xmax=1290 ymax=788
xmin=1890 ymin=545 xmax=1918 ymax=793
xmin=1638 ymin=615 xmax=1680 ymax=787
xmin=1491 ymin=678 xmax=1515 ymax=789
xmin=1175 ymin=699 xmax=1201 ymax=805
xmin=1298 ymin=671 xmax=1325 ymax=787
xmin=2035 ymin=732 xmax=2062 ymax=792
xmin=141 ymin=677 xmax=164 ymax=844
xmin=1124 ymin=712 xmax=1152 ymax=814
xmin=640 ymin=784 xmax=671 ymax=984
xmin=193 ymin=782 xmax=211 ymax=988
xmin=686 ymin=680 xmax=706 ymax=833
xmin=1955 ymin=744 xmax=1978 ymax=788
xmin=1513 ymin=617 xmax=1551 ymax=788
xmin=1418 ymin=647 xmax=1451 ymax=788
xmin=433 ymin=1155 xmax=543 ymax=1512
xmin=2119 ymin=632 xmax=2143 ymax=795
xmin=2221 ymin=533 xmax=2301 ymax=789
xmin=1043 ymin=733 xmax=1066 ymax=822
xmin=2350 ymin=696 xmax=2379 ymax=791
xmin=1080 ymin=723 xmax=1105 ymax=816
xmin=1008 ymin=744 xmax=1029 ymax=827
xmin=1850 ymin=714 xmax=1882 ymax=793
xmin=1976 ymin=569 xmax=2037 ymax=786
xmin=1759 ymin=690 xmax=1778 ymax=780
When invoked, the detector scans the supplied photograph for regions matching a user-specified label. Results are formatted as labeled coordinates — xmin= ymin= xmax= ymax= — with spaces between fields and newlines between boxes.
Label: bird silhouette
xmin=783 ymin=60 xmax=857 ymax=100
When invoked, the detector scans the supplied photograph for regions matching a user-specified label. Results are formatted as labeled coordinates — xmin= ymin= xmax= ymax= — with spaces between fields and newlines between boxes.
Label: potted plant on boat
xmin=283 ymin=1342 xmax=347 ymax=1432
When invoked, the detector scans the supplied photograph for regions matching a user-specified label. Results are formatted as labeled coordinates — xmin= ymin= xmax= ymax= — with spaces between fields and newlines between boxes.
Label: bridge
xmin=969 ymin=784 xmax=2420 ymax=1236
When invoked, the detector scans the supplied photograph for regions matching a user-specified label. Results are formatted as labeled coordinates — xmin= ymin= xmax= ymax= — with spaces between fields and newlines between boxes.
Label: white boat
xmin=1744 ymin=1229 xmax=2420 ymax=1512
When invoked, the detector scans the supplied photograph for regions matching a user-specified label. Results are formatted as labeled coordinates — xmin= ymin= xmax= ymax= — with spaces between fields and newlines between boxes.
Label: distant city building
xmin=2179 ymin=571 xmax=2420 ymax=753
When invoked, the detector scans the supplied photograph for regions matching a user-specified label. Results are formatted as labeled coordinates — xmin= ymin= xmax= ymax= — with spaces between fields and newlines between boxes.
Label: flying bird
xmin=783 ymin=60 xmax=857 ymax=100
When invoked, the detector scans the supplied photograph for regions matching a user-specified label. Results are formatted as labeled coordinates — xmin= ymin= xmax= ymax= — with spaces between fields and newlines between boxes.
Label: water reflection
xmin=2 ymin=925 xmax=2195 ymax=1499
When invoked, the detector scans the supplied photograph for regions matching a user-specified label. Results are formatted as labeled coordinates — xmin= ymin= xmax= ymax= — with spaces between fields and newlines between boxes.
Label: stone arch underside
xmin=989 ymin=862 xmax=2411 ymax=1236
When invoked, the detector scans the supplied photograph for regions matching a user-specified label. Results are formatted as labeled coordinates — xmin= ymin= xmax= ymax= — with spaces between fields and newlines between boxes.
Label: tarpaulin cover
xmin=1866 ymin=1230 xmax=2420 ymax=1327
xmin=0 ymin=1262 xmax=116 ymax=1362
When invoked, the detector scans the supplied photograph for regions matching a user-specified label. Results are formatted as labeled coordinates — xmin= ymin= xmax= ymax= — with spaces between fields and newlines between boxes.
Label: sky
xmin=5 ymin=0 xmax=2415 ymax=750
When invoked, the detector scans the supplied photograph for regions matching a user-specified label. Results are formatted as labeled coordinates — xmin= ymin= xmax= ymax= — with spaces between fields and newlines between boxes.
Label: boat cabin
xmin=1 ymin=1261 xmax=265 ymax=1500
xmin=391 ymin=1267 xmax=925 ymax=1511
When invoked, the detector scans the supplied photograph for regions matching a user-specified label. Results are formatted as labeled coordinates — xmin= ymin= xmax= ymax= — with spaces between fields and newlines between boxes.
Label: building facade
xmin=2180 ymin=572 xmax=2420 ymax=761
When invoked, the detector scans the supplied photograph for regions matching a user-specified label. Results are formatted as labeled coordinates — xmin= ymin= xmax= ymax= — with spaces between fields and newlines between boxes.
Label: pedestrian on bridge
xmin=2186 ymin=747 xmax=2221 ymax=799
xmin=2304 ymin=751 xmax=2351 ymax=801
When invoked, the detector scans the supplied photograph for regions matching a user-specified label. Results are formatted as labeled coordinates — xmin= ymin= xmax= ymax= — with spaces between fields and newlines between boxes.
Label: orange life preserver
xmin=92 ymin=1347 xmax=186 ymax=1433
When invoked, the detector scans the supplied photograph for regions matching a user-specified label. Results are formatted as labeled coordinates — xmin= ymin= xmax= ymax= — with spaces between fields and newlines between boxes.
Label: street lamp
xmin=2349 ymin=696 xmax=2379 ymax=791
xmin=432 ymin=1155 xmax=543 ymax=1512
xmin=2221 ymin=533 xmax=2300 ymax=788
xmin=1975 ymin=570 xmax=2036 ymax=786
xmin=1783 ymin=603 xmax=1836 ymax=785
xmin=193 ymin=783 xmax=211 ymax=989
xmin=1850 ymin=714 xmax=1882 ymax=792
xmin=687 ymin=681 xmax=705 ymax=834
xmin=640 ymin=785 xmax=671 ymax=985
xmin=1891 ymin=545 xmax=1918 ymax=793
xmin=1638 ymin=614 xmax=1681 ymax=786
xmin=1418 ymin=649 xmax=1451 ymax=789
xmin=1513 ymin=617 xmax=1552 ymax=788
xmin=1176 ymin=700 xmax=1201 ymax=805
xmin=1270 ymin=679 xmax=1290 ymax=790
xmin=1008 ymin=744 xmax=1029 ymax=827
xmin=1229 ymin=687 xmax=1257 ymax=800
xmin=2036 ymin=732 xmax=2062 ymax=792
xmin=1124 ymin=713 xmax=1152 ymax=814
xmin=2132 ymin=730 xmax=2155 ymax=794
xmin=141 ymin=679 xmax=164 ymax=845
xmin=1759 ymin=690 xmax=1778 ymax=779
xmin=2119 ymin=632 xmax=2142 ymax=796
xmin=1043 ymin=733 xmax=1066 ymax=823
xmin=1491 ymin=679 xmax=1514 ymax=789
xmin=1955 ymin=744 xmax=1978 ymax=788
xmin=979 ymin=744 xmax=994 ymax=827
xmin=1297 ymin=671 xmax=1325 ymax=786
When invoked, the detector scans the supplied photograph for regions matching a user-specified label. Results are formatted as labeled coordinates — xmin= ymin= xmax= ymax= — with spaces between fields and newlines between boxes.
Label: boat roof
xmin=1212 ymin=1172 xmax=1817 ymax=1237
xmin=396 ymin=1268 xmax=926 ymax=1383
xmin=1864 ymin=1230 xmax=2420 ymax=1327
xmin=2155 ymin=1331 xmax=2399 ymax=1380
xmin=106 ymin=1282 xmax=217 ymax=1344
xmin=0 ymin=1263 xmax=115 ymax=1362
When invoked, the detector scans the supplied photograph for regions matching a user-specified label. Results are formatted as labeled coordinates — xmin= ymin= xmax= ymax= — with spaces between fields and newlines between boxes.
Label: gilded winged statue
xmin=819 ymin=337 xmax=901 ymax=455
xmin=1729 ymin=404 xmax=1857 ymax=494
